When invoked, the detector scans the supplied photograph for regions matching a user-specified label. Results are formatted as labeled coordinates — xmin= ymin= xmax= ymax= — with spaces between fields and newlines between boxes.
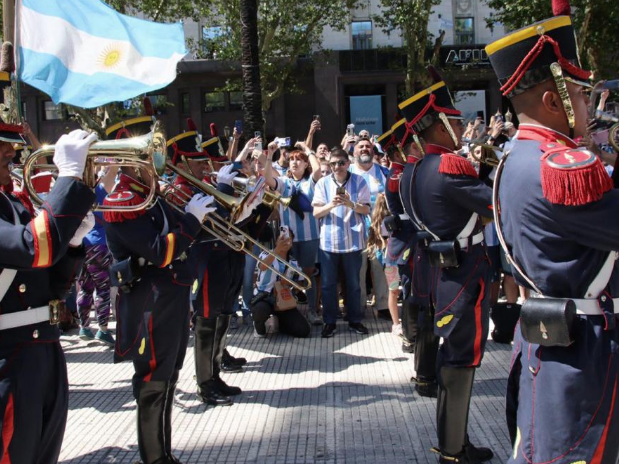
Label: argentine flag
xmin=17 ymin=0 xmax=187 ymax=108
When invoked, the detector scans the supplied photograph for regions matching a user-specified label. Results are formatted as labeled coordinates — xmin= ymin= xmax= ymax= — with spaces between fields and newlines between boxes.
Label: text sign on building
xmin=441 ymin=46 xmax=491 ymax=68
xmin=350 ymin=95 xmax=383 ymax=137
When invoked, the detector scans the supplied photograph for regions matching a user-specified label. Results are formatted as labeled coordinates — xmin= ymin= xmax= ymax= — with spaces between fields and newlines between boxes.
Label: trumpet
xmin=462 ymin=138 xmax=502 ymax=166
xmin=163 ymin=163 xmax=311 ymax=291
xmin=22 ymin=123 xmax=167 ymax=212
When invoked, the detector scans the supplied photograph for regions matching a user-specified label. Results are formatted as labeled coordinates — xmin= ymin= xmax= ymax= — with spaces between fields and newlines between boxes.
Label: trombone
xmin=22 ymin=123 xmax=167 ymax=212
xmin=205 ymin=172 xmax=291 ymax=209
xmin=163 ymin=163 xmax=311 ymax=291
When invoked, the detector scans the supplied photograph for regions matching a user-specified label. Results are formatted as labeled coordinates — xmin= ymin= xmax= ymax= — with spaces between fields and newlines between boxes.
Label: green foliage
xmin=484 ymin=0 xmax=619 ymax=79
xmin=202 ymin=0 xmax=361 ymax=111
xmin=373 ymin=0 xmax=442 ymax=95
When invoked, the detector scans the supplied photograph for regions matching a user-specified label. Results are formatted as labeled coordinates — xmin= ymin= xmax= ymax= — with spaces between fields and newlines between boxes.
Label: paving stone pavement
xmin=60 ymin=313 xmax=513 ymax=464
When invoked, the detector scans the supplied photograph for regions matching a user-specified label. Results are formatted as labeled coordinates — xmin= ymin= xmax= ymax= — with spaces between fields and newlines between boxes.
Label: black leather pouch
xmin=520 ymin=298 xmax=576 ymax=347
xmin=250 ymin=291 xmax=273 ymax=307
xmin=110 ymin=257 xmax=142 ymax=293
xmin=427 ymin=240 xmax=460 ymax=268
xmin=383 ymin=215 xmax=401 ymax=233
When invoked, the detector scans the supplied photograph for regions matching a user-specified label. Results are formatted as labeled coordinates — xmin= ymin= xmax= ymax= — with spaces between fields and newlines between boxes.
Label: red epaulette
xmin=540 ymin=145 xmax=612 ymax=206
xmin=438 ymin=153 xmax=478 ymax=177
xmin=103 ymin=174 xmax=150 ymax=223
xmin=387 ymin=163 xmax=405 ymax=193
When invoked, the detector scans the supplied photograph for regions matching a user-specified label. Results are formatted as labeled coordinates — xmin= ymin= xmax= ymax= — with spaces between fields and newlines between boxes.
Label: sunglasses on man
xmin=329 ymin=160 xmax=347 ymax=167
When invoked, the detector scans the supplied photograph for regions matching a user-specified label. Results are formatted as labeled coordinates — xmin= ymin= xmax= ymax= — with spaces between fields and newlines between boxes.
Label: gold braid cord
xmin=550 ymin=62 xmax=576 ymax=130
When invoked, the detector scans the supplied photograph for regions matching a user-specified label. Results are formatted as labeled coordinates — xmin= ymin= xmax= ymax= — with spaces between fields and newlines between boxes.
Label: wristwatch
xmin=307 ymin=150 xmax=316 ymax=157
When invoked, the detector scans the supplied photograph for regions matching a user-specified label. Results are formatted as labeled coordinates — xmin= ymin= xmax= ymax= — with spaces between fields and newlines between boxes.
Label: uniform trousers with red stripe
xmin=506 ymin=317 xmax=619 ymax=464
xmin=432 ymin=245 xmax=491 ymax=368
xmin=192 ymin=242 xmax=245 ymax=321
xmin=0 ymin=324 xmax=67 ymax=464
xmin=116 ymin=271 xmax=191 ymax=398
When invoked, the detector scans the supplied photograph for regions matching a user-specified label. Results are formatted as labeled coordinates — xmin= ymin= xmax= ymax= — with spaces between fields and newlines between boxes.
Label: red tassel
xmin=552 ymin=0 xmax=571 ymax=16
xmin=210 ymin=123 xmax=218 ymax=137
xmin=103 ymin=191 xmax=147 ymax=223
xmin=186 ymin=118 xmax=197 ymax=131
xmin=438 ymin=153 xmax=478 ymax=177
xmin=541 ymin=153 xmax=612 ymax=206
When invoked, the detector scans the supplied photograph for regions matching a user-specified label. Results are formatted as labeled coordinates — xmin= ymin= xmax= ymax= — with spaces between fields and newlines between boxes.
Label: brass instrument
xmin=163 ymin=163 xmax=311 ymax=291
xmin=22 ymin=123 xmax=167 ymax=211
xmin=205 ymin=172 xmax=291 ymax=209
xmin=589 ymin=80 xmax=619 ymax=153
xmin=462 ymin=138 xmax=503 ymax=167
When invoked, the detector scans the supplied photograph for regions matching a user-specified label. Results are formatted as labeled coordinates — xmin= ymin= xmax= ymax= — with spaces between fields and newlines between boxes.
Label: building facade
xmin=23 ymin=0 xmax=509 ymax=146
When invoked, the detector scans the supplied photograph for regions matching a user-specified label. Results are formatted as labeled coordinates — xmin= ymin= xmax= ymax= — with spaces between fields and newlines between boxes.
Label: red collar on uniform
xmin=516 ymin=124 xmax=577 ymax=149
xmin=424 ymin=143 xmax=454 ymax=155
xmin=406 ymin=155 xmax=422 ymax=164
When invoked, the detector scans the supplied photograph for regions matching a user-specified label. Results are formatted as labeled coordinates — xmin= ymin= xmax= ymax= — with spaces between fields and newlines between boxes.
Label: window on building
xmin=455 ymin=17 xmax=475 ymax=45
xmin=43 ymin=101 xmax=63 ymax=120
xmin=229 ymin=91 xmax=243 ymax=111
xmin=204 ymin=91 xmax=225 ymax=112
xmin=202 ymin=26 xmax=224 ymax=59
xmin=180 ymin=92 xmax=190 ymax=115
xmin=352 ymin=21 xmax=372 ymax=50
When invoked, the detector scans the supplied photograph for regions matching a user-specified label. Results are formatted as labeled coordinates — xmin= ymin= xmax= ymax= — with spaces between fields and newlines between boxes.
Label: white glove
xmin=69 ymin=211 xmax=95 ymax=247
xmin=54 ymin=130 xmax=99 ymax=179
xmin=217 ymin=164 xmax=238 ymax=187
xmin=185 ymin=194 xmax=216 ymax=223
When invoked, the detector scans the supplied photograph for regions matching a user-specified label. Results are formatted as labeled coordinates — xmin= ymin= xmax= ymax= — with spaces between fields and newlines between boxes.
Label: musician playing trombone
xmin=102 ymin=117 xmax=215 ymax=464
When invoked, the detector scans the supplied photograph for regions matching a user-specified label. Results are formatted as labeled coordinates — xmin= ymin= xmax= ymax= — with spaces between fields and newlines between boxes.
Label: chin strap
xmin=550 ymin=62 xmax=576 ymax=139
xmin=438 ymin=112 xmax=460 ymax=149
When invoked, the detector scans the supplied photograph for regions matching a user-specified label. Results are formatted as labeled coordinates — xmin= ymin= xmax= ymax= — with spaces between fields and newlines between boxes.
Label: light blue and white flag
xmin=17 ymin=0 xmax=187 ymax=108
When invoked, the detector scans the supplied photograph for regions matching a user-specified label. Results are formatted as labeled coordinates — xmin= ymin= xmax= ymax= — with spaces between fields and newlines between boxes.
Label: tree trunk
xmin=240 ymin=0 xmax=263 ymax=135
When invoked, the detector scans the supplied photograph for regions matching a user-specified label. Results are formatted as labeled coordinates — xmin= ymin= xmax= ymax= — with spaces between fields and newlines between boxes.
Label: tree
xmin=484 ymin=0 xmax=619 ymax=79
xmin=203 ymin=0 xmax=360 ymax=113
xmin=240 ymin=0 xmax=263 ymax=134
xmin=373 ymin=0 xmax=442 ymax=96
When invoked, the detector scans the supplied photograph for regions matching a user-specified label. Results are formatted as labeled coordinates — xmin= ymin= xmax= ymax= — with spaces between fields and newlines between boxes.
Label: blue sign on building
xmin=350 ymin=95 xmax=383 ymax=137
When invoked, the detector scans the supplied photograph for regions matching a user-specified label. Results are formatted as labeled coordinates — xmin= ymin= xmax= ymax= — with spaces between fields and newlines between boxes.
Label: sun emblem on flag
xmin=98 ymin=44 xmax=124 ymax=70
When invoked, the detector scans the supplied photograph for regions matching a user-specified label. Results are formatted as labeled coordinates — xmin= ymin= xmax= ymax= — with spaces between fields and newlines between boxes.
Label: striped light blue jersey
xmin=312 ymin=173 xmax=371 ymax=253
xmin=349 ymin=162 xmax=386 ymax=207
xmin=274 ymin=176 xmax=320 ymax=242
xmin=255 ymin=251 xmax=298 ymax=293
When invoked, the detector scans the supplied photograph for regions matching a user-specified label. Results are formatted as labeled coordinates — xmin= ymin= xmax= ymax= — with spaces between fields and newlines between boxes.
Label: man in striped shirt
xmin=313 ymin=148 xmax=371 ymax=338
xmin=349 ymin=137 xmax=389 ymax=316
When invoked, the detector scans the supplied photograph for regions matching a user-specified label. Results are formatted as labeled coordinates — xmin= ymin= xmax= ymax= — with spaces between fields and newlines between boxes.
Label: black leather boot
xmin=164 ymin=373 xmax=184 ymax=464
xmin=213 ymin=375 xmax=242 ymax=396
xmin=435 ymin=367 xmax=493 ymax=463
xmin=194 ymin=316 xmax=232 ymax=406
xmin=412 ymin=304 xmax=439 ymax=398
xmin=223 ymin=348 xmax=247 ymax=367
xmin=401 ymin=299 xmax=419 ymax=353
xmin=215 ymin=315 xmax=242 ymax=374
xmin=137 ymin=381 xmax=177 ymax=464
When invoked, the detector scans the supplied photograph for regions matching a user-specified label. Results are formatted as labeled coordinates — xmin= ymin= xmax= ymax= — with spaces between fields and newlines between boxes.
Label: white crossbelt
xmin=572 ymin=298 xmax=619 ymax=315
xmin=0 ymin=306 xmax=49 ymax=331
xmin=457 ymin=231 xmax=484 ymax=249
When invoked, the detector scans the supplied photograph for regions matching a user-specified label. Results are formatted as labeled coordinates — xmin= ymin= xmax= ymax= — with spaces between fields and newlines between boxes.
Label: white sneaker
xmin=307 ymin=309 xmax=323 ymax=326
xmin=253 ymin=328 xmax=267 ymax=338
xmin=391 ymin=323 xmax=403 ymax=337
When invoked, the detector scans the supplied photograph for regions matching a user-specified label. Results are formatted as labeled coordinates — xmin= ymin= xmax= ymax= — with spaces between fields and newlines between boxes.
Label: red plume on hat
xmin=186 ymin=118 xmax=197 ymax=131
xmin=552 ymin=0 xmax=571 ymax=16
xmin=210 ymin=123 xmax=218 ymax=137
xmin=143 ymin=97 xmax=154 ymax=116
